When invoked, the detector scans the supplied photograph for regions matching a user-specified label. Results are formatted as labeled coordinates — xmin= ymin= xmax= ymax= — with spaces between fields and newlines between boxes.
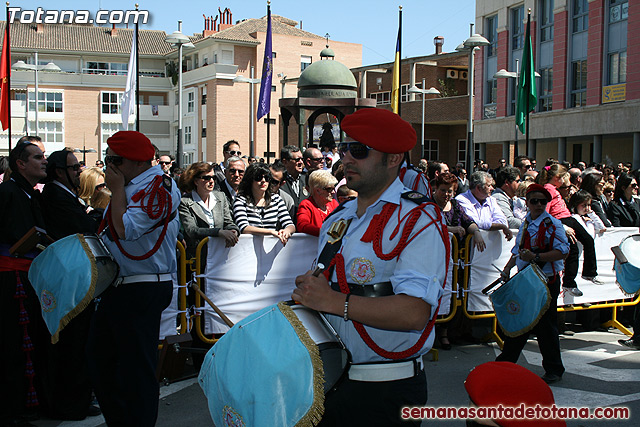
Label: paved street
xmin=33 ymin=327 xmax=639 ymax=427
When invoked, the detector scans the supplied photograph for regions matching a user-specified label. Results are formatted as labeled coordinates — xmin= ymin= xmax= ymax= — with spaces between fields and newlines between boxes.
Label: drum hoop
xmin=277 ymin=301 xmax=325 ymax=424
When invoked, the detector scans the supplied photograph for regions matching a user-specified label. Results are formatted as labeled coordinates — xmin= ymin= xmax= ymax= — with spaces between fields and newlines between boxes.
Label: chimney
xmin=111 ymin=23 xmax=118 ymax=37
xmin=434 ymin=36 xmax=444 ymax=54
xmin=218 ymin=7 xmax=233 ymax=31
xmin=203 ymin=15 xmax=218 ymax=37
xmin=36 ymin=23 xmax=44 ymax=33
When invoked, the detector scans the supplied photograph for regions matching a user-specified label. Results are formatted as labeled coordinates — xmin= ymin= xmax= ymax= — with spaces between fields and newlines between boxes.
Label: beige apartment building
xmin=0 ymin=10 xmax=362 ymax=166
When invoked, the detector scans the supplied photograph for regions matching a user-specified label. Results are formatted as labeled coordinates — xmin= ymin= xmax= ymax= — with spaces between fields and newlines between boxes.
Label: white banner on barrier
xmin=467 ymin=228 xmax=637 ymax=312
xmin=202 ymin=234 xmax=318 ymax=334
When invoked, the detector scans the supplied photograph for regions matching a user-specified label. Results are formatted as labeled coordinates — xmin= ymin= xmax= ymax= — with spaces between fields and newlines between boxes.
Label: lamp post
xmin=74 ymin=147 xmax=97 ymax=164
xmin=233 ymin=67 xmax=260 ymax=158
xmin=459 ymin=28 xmax=490 ymax=171
xmin=165 ymin=21 xmax=192 ymax=168
xmin=12 ymin=53 xmax=61 ymax=135
xmin=408 ymin=79 xmax=440 ymax=158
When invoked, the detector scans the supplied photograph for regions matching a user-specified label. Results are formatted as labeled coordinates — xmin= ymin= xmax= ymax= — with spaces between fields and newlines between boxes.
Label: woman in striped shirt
xmin=233 ymin=163 xmax=296 ymax=245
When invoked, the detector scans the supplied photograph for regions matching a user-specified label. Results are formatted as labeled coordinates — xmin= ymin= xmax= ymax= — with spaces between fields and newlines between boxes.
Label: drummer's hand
xmin=473 ymin=230 xmax=486 ymax=252
xmin=519 ymin=248 xmax=535 ymax=262
xmin=105 ymin=163 xmax=125 ymax=193
xmin=219 ymin=230 xmax=239 ymax=247
xmin=293 ymin=271 xmax=339 ymax=313
xmin=564 ymin=226 xmax=577 ymax=244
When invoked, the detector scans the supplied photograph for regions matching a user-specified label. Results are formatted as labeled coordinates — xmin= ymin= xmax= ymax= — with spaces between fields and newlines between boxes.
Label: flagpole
xmin=6 ymin=2 xmax=11 ymax=149
xmin=135 ymin=3 xmax=140 ymax=132
xmin=525 ymin=10 xmax=531 ymax=157
xmin=397 ymin=5 xmax=402 ymax=116
xmin=256 ymin=0 xmax=273 ymax=158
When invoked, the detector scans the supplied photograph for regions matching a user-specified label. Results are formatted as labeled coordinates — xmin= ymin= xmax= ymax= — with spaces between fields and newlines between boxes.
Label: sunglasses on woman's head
xmin=337 ymin=142 xmax=372 ymax=160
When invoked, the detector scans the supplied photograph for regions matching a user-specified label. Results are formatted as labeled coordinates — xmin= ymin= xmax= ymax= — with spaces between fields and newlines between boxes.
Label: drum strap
xmin=324 ymin=201 xmax=450 ymax=360
xmin=99 ymin=174 xmax=174 ymax=261
xmin=521 ymin=217 xmax=556 ymax=274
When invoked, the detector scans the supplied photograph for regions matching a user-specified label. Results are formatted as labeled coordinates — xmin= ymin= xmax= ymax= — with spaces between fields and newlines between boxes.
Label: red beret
xmin=106 ymin=131 xmax=155 ymax=161
xmin=526 ymin=183 xmax=552 ymax=202
xmin=341 ymin=108 xmax=416 ymax=154
xmin=465 ymin=362 xmax=565 ymax=426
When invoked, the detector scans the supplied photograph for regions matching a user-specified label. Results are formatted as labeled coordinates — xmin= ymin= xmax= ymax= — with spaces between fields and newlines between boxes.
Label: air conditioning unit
xmin=460 ymin=70 xmax=469 ymax=80
xmin=446 ymin=69 xmax=459 ymax=79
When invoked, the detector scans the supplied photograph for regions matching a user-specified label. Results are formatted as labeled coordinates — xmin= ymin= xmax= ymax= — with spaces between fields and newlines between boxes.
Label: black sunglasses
xmin=64 ymin=163 xmax=82 ymax=171
xmin=337 ymin=142 xmax=372 ymax=160
xmin=105 ymin=155 xmax=124 ymax=166
xmin=159 ymin=161 xmax=172 ymax=166
xmin=270 ymin=178 xmax=285 ymax=186
xmin=254 ymin=173 xmax=272 ymax=182
xmin=225 ymin=150 xmax=242 ymax=156
xmin=529 ymin=198 xmax=548 ymax=206
xmin=198 ymin=175 xmax=216 ymax=182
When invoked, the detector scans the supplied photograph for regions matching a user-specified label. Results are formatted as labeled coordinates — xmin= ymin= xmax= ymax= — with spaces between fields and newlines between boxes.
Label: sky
xmin=9 ymin=0 xmax=476 ymax=66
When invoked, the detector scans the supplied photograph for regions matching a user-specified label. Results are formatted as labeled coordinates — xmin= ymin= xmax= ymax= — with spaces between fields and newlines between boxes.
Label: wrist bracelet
xmin=343 ymin=293 xmax=351 ymax=321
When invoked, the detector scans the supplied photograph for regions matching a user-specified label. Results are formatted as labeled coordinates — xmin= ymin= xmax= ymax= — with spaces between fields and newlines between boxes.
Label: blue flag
xmin=257 ymin=5 xmax=272 ymax=121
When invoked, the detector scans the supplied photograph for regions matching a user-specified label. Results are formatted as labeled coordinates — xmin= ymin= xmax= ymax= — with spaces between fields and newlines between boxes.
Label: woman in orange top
xmin=296 ymin=170 xmax=339 ymax=236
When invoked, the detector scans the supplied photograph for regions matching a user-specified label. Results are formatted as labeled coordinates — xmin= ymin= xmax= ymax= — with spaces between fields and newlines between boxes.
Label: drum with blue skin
xmin=489 ymin=263 xmax=550 ymax=338
xmin=28 ymin=234 xmax=118 ymax=343
xmin=613 ymin=234 xmax=640 ymax=296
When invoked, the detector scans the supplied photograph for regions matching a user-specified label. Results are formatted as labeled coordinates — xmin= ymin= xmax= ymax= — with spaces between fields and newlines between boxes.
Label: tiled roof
xmin=211 ymin=14 xmax=324 ymax=43
xmin=0 ymin=21 xmax=173 ymax=55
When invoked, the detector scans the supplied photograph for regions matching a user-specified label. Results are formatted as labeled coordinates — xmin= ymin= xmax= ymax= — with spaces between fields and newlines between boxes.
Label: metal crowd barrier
xmin=176 ymin=231 xmax=639 ymax=351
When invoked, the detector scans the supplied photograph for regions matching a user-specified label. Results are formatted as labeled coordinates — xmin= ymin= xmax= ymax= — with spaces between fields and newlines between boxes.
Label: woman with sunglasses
xmin=580 ymin=170 xmax=612 ymax=227
xmin=233 ymin=163 xmax=295 ymax=245
xmin=537 ymin=164 xmax=588 ymax=296
xmin=607 ymin=173 xmax=640 ymax=227
xmin=179 ymin=162 xmax=240 ymax=260
xmin=296 ymin=170 xmax=339 ymax=236
xmin=78 ymin=166 xmax=106 ymax=207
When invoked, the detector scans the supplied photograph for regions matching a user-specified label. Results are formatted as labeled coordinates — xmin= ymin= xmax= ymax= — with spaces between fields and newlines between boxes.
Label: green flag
xmin=516 ymin=11 xmax=536 ymax=135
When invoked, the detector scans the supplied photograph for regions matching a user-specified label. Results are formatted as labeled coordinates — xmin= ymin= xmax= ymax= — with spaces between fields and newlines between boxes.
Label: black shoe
xmin=439 ymin=336 xmax=452 ymax=350
xmin=618 ymin=339 xmax=640 ymax=350
xmin=541 ymin=373 xmax=562 ymax=384
xmin=87 ymin=405 xmax=102 ymax=417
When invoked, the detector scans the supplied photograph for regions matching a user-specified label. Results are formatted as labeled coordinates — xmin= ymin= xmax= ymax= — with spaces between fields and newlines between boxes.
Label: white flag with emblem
xmin=121 ymin=27 xmax=137 ymax=130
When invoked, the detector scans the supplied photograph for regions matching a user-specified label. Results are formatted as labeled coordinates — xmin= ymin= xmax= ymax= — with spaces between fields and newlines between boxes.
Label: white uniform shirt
xmin=317 ymin=178 xmax=446 ymax=363
xmin=102 ymin=166 xmax=181 ymax=277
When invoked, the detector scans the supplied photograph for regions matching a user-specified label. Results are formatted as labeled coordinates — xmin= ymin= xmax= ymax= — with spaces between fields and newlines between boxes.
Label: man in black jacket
xmin=40 ymin=148 xmax=100 ymax=420
xmin=0 ymin=141 xmax=49 ymax=426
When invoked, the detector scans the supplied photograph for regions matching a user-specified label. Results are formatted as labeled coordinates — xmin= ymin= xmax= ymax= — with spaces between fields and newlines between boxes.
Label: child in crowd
xmin=568 ymin=190 xmax=606 ymax=286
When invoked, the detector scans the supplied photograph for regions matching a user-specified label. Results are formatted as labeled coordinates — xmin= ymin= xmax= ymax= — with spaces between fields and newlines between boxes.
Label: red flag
xmin=0 ymin=25 xmax=10 ymax=131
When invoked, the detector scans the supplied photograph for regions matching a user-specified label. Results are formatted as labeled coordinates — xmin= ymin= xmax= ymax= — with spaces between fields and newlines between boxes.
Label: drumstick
xmin=189 ymin=282 xmax=235 ymax=328
xmin=491 ymin=263 xmax=503 ymax=274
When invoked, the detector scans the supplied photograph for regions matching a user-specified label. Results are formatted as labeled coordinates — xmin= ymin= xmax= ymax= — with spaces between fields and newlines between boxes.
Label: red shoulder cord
xmin=99 ymin=175 xmax=173 ymax=261
xmin=324 ymin=201 xmax=451 ymax=360
xmin=522 ymin=219 xmax=557 ymax=275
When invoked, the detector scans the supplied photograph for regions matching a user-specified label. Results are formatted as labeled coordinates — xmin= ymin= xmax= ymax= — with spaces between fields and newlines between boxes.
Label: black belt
xmin=330 ymin=281 xmax=394 ymax=297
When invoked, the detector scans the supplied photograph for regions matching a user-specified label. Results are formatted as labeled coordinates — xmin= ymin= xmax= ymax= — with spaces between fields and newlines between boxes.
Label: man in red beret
xmin=498 ymin=184 xmax=569 ymax=384
xmin=293 ymin=108 xmax=449 ymax=426
xmin=87 ymin=131 xmax=181 ymax=426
